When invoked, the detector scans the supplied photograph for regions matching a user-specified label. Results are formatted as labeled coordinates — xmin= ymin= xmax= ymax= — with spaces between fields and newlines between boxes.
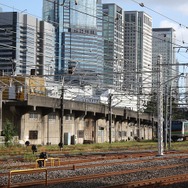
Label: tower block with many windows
xmin=124 ymin=11 xmax=152 ymax=95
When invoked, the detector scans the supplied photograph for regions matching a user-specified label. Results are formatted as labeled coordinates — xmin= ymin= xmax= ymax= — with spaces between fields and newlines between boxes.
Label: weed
xmin=23 ymin=153 xmax=37 ymax=162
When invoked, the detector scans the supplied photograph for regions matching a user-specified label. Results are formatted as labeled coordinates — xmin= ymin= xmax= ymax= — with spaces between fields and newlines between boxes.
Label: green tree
xmin=2 ymin=119 xmax=15 ymax=146
xmin=144 ymin=93 xmax=187 ymax=120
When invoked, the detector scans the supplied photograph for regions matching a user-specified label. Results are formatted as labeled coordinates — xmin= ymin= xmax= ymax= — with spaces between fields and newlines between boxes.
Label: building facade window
xmin=78 ymin=130 xmax=84 ymax=138
xmin=29 ymin=112 xmax=38 ymax=119
xmin=29 ymin=130 xmax=38 ymax=139
xmin=65 ymin=114 xmax=73 ymax=120
xmin=48 ymin=113 xmax=56 ymax=120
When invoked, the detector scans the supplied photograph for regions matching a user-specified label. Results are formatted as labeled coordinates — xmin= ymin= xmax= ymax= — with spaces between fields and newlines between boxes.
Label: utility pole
xmin=164 ymin=84 xmax=168 ymax=150
xmin=157 ymin=55 xmax=164 ymax=156
xmin=108 ymin=93 xmax=112 ymax=143
xmin=168 ymin=86 xmax=172 ymax=150
xmin=59 ymin=77 xmax=64 ymax=150
xmin=0 ymin=88 xmax=2 ymax=135
xmin=137 ymin=87 xmax=141 ymax=141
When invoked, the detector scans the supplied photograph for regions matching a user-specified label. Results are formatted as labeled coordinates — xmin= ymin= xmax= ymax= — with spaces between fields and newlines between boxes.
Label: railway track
xmin=1 ymin=149 xmax=187 ymax=171
xmin=0 ymin=151 xmax=187 ymax=175
xmin=1 ymin=162 xmax=188 ymax=187
xmin=0 ymin=153 xmax=188 ymax=187
xmin=1 ymin=150 xmax=188 ymax=187
xmin=102 ymin=174 xmax=188 ymax=187
xmin=0 ymin=150 xmax=158 ymax=170
xmin=1 ymin=148 xmax=184 ymax=165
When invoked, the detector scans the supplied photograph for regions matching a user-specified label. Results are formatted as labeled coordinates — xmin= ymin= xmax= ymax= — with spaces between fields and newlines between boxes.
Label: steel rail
xmin=2 ymin=161 xmax=188 ymax=187
xmin=101 ymin=173 xmax=188 ymax=188
xmin=0 ymin=151 xmax=188 ymax=176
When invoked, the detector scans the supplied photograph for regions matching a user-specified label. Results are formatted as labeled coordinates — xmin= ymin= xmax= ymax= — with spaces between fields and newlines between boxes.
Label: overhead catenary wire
xmin=0 ymin=0 xmax=187 ymax=49
xmin=129 ymin=0 xmax=188 ymax=29
xmin=0 ymin=1 xmax=187 ymax=97
xmin=0 ymin=0 xmax=186 ymax=56
xmin=0 ymin=15 xmax=181 ymax=79
xmin=1 ymin=0 xmax=188 ymax=51
xmin=0 ymin=3 xmax=185 ymax=122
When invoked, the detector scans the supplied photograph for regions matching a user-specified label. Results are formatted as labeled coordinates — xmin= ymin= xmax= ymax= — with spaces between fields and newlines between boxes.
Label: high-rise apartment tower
xmin=152 ymin=28 xmax=178 ymax=94
xmin=0 ymin=12 xmax=55 ymax=77
xmin=124 ymin=11 xmax=152 ymax=94
xmin=102 ymin=3 xmax=124 ymax=89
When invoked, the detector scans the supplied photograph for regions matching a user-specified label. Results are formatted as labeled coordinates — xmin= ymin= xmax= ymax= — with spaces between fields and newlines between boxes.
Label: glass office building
xmin=43 ymin=0 xmax=104 ymax=83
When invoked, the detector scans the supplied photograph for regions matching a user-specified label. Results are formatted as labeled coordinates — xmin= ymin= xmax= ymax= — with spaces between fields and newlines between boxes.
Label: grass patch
xmin=0 ymin=140 xmax=188 ymax=160
xmin=23 ymin=153 xmax=37 ymax=162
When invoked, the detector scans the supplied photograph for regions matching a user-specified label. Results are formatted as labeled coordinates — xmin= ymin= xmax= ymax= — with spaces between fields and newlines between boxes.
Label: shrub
xmin=2 ymin=119 xmax=16 ymax=147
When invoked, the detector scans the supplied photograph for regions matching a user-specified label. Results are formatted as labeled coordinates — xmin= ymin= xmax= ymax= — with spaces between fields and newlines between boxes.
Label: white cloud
xmin=141 ymin=0 xmax=188 ymax=17
xmin=159 ymin=20 xmax=188 ymax=46
xmin=143 ymin=0 xmax=188 ymax=7
xmin=177 ymin=3 xmax=188 ymax=16
xmin=160 ymin=20 xmax=179 ymax=29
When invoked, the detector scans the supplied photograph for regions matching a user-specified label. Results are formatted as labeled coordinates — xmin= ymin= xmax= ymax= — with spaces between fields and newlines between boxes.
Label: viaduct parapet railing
xmin=26 ymin=95 xmax=155 ymax=123
xmin=3 ymin=95 xmax=156 ymax=123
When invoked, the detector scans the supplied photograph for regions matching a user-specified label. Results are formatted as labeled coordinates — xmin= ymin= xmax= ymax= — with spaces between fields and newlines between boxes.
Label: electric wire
xmin=0 ymin=0 xmax=188 ymax=100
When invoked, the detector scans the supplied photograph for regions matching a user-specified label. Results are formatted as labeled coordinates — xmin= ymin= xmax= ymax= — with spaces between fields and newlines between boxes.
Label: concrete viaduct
xmin=1 ymin=95 xmax=157 ymax=145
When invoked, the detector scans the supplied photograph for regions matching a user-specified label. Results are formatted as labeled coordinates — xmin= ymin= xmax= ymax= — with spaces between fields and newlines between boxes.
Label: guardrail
xmin=8 ymin=168 xmax=47 ymax=188
xmin=35 ymin=158 xmax=60 ymax=168
xmin=48 ymin=157 xmax=61 ymax=166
